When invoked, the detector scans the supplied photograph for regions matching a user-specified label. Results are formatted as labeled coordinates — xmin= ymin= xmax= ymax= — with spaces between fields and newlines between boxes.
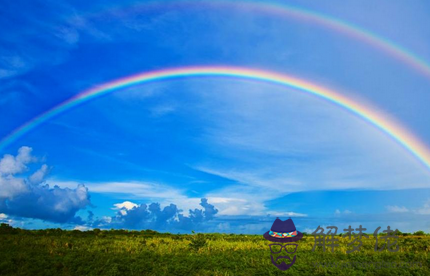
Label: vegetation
xmin=0 ymin=223 xmax=429 ymax=275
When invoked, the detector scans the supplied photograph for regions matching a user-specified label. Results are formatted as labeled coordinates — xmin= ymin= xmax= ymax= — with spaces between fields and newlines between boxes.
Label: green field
xmin=0 ymin=224 xmax=428 ymax=275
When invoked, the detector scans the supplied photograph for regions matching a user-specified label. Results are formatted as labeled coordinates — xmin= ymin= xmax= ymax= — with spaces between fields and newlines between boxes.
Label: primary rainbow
xmin=90 ymin=0 xmax=430 ymax=79
xmin=1 ymin=66 xmax=430 ymax=172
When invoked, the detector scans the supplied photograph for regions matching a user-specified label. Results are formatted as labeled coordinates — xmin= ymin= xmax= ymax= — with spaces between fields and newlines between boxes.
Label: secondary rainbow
xmin=1 ymin=66 xmax=430 ymax=172
xmin=90 ymin=0 xmax=430 ymax=79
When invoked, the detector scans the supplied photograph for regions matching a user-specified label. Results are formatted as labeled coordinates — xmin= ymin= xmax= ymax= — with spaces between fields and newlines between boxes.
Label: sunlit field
xmin=1 ymin=225 xmax=428 ymax=275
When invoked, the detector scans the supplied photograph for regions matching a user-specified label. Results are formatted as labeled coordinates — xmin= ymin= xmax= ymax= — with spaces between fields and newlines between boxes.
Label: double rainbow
xmin=87 ymin=0 xmax=430 ymax=80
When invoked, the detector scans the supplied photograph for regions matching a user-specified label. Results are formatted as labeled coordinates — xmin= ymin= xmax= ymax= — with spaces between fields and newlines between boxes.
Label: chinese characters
xmin=311 ymin=225 xmax=399 ymax=253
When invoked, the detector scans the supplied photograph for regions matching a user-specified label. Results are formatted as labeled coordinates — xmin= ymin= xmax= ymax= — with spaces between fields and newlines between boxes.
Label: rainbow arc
xmin=1 ymin=66 xmax=430 ymax=172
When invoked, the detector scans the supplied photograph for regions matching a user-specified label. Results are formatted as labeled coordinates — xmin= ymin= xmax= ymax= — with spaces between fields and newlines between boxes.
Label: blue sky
xmin=1 ymin=0 xmax=430 ymax=233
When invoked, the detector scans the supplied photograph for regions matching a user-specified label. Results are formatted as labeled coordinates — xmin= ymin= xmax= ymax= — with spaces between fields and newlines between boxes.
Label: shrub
xmin=0 ymin=223 xmax=15 ymax=234
xmin=413 ymin=230 xmax=426 ymax=236
xmin=189 ymin=233 xmax=207 ymax=251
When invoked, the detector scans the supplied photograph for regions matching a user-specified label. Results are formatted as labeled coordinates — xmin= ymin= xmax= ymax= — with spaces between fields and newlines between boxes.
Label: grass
xmin=0 ymin=224 xmax=429 ymax=275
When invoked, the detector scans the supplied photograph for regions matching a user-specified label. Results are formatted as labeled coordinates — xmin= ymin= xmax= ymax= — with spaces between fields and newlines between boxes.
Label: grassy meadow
xmin=0 ymin=224 xmax=429 ymax=275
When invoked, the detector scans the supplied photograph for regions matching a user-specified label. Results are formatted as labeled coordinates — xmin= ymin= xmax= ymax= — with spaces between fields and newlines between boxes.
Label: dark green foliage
xmin=413 ymin=230 xmax=426 ymax=236
xmin=0 ymin=223 xmax=15 ymax=234
xmin=0 ymin=224 xmax=428 ymax=275
xmin=189 ymin=233 xmax=207 ymax=251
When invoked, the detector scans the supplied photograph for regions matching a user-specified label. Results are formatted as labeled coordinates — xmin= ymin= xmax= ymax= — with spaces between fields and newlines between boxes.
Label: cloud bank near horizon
xmin=0 ymin=147 xmax=91 ymax=223
xmin=89 ymin=198 xmax=219 ymax=231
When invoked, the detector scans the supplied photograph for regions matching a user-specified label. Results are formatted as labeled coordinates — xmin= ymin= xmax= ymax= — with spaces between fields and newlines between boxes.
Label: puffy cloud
xmin=0 ymin=174 xmax=28 ymax=199
xmin=0 ymin=147 xmax=91 ymax=223
xmin=200 ymin=198 xmax=218 ymax=219
xmin=111 ymin=203 xmax=152 ymax=229
xmin=0 ymin=213 xmax=13 ymax=225
xmin=0 ymin=146 xmax=35 ymax=175
xmin=113 ymin=201 xmax=138 ymax=213
xmin=93 ymin=198 xmax=218 ymax=231
xmin=29 ymin=164 xmax=49 ymax=184
xmin=1 ymin=182 xmax=90 ymax=223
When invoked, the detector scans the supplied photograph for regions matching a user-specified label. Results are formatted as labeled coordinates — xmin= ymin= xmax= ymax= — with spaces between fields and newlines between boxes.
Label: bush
xmin=413 ymin=230 xmax=426 ymax=236
xmin=0 ymin=223 xmax=15 ymax=234
xmin=189 ymin=233 xmax=207 ymax=251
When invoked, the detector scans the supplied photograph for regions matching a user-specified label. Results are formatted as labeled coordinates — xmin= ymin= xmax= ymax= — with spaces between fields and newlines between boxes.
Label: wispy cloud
xmin=416 ymin=200 xmax=430 ymax=215
xmin=149 ymin=104 xmax=176 ymax=117
xmin=51 ymin=179 xmax=186 ymax=200
xmin=386 ymin=205 xmax=409 ymax=213
xmin=178 ymin=79 xmax=430 ymax=195
xmin=385 ymin=200 xmax=430 ymax=215
xmin=195 ymin=166 xmax=302 ymax=192
xmin=0 ymin=0 xmax=116 ymax=80
xmin=266 ymin=211 xmax=307 ymax=217
xmin=334 ymin=209 xmax=353 ymax=216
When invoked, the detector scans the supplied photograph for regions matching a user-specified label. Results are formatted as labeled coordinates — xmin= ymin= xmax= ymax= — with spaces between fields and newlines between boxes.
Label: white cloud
xmin=303 ymin=227 xmax=317 ymax=234
xmin=205 ymin=197 xmax=308 ymax=217
xmin=267 ymin=211 xmax=308 ymax=217
xmin=0 ymin=147 xmax=91 ymax=223
xmin=416 ymin=200 xmax=430 ymax=215
xmin=51 ymin=177 xmax=302 ymax=218
xmin=216 ymin=222 xmax=230 ymax=232
xmin=150 ymin=104 xmax=176 ymax=117
xmin=0 ymin=1 xmax=105 ymax=80
xmin=181 ymin=78 xmax=430 ymax=193
xmin=334 ymin=209 xmax=352 ymax=216
xmin=206 ymin=186 xmax=270 ymax=215
xmin=51 ymin=179 xmax=203 ymax=215
xmin=0 ymin=54 xmax=31 ymax=79
xmin=205 ymin=197 xmax=250 ymax=215
xmin=113 ymin=201 xmax=138 ymax=210
xmin=195 ymin=167 xmax=301 ymax=193
xmin=386 ymin=205 xmax=409 ymax=213
xmin=51 ymin=179 xmax=185 ymax=200
xmin=384 ymin=200 xmax=430 ymax=215
xmin=55 ymin=26 xmax=80 ymax=45
xmin=102 ymin=216 xmax=112 ymax=224
xmin=29 ymin=164 xmax=49 ymax=184
xmin=0 ymin=146 xmax=35 ymax=175
xmin=0 ymin=214 xmax=14 ymax=225
xmin=113 ymin=201 xmax=138 ymax=215
xmin=74 ymin=225 xmax=91 ymax=231
xmin=0 ymin=147 xmax=36 ymax=198
xmin=205 ymin=184 xmax=302 ymax=216
xmin=52 ymin=184 xmax=90 ymax=212
xmin=0 ymin=175 xmax=28 ymax=199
